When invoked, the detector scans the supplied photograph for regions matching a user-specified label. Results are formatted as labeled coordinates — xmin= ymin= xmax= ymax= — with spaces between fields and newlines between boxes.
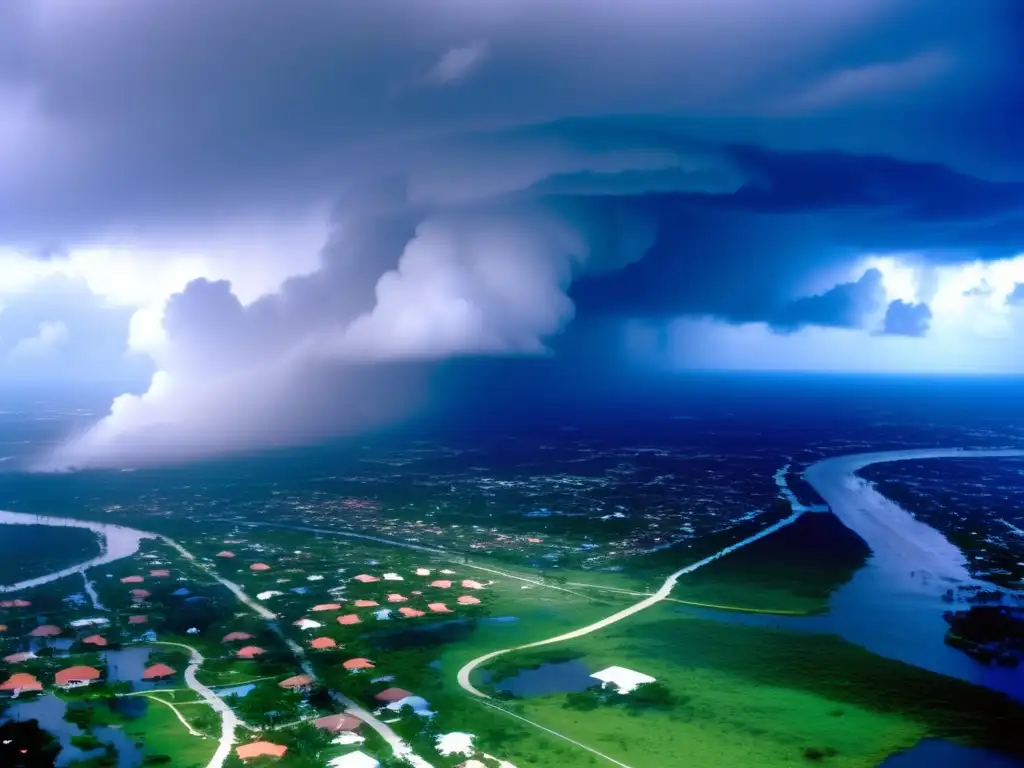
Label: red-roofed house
xmin=128 ymin=615 xmax=148 ymax=625
xmin=0 ymin=599 xmax=31 ymax=608
xmin=461 ymin=580 xmax=485 ymax=590
xmin=120 ymin=576 xmax=144 ymax=584
xmin=399 ymin=607 xmax=425 ymax=618
xmin=29 ymin=624 xmax=61 ymax=637
xmin=343 ymin=658 xmax=375 ymax=671
xmin=0 ymin=672 xmax=42 ymax=695
xmin=428 ymin=603 xmax=451 ymax=614
xmin=223 ymin=631 xmax=254 ymax=642
xmin=217 ymin=551 xmax=236 ymax=558
xmin=278 ymin=674 xmax=313 ymax=691
xmin=338 ymin=614 xmax=360 ymax=625
xmin=236 ymin=741 xmax=287 ymax=760
xmin=353 ymin=599 xmax=378 ymax=608
xmin=457 ymin=595 xmax=481 ymax=605
xmin=82 ymin=635 xmax=108 ymax=647
xmin=312 ymin=603 xmax=342 ymax=612
xmin=353 ymin=574 xmax=379 ymax=583
xmin=130 ymin=589 xmax=151 ymax=600
xmin=310 ymin=637 xmax=336 ymax=650
xmin=429 ymin=580 xmax=452 ymax=589
xmin=3 ymin=652 xmax=34 ymax=664
xmin=55 ymin=666 xmax=101 ymax=689
xmin=314 ymin=713 xmax=362 ymax=733
xmin=236 ymin=646 xmax=266 ymax=659
xmin=250 ymin=563 xmax=271 ymax=572
xmin=149 ymin=569 xmax=171 ymax=578
xmin=387 ymin=593 xmax=407 ymax=603
xmin=142 ymin=663 xmax=175 ymax=681
xmin=374 ymin=687 xmax=413 ymax=703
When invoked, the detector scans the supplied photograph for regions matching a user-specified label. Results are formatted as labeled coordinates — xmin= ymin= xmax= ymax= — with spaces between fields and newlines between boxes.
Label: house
xmin=399 ymin=607 xmax=425 ymax=618
xmin=384 ymin=694 xmax=433 ymax=717
xmin=128 ymin=615 xmax=148 ymax=625
xmin=237 ymin=646 xmax=266 ymax=659
xmin=0 ymin=599 xmax=31 ymax=608
xmin=312 ymin=603 xmax=342 ymax=612
xmin=130 ymin=589 xmax=150 ymax=600
xmin=278 ymin=674 xmax=313 ymax=692
xmin=0 ymin=673 xmax=42 ymax=696
xmin=353 ymin=574 xmax=379 ymax=583
xmin=440 ymin=569 xmax=456 ymax=575
xmin=436 ymin=732 xmax=474 ymax=757
xmin=294 ymin=618 xmax=322 ymax=630
xmin=386 ymin=594 xmax=407 ymax=603
xmin=344 ymin=659 xmax=376 ymax=671
xmin=82 ymin=635 xmax=108 ymax=647
xmin=374 ymin=687 xmax=413 ymax=703
xmin=222 ymin=631 xmax=254 ymax=642
xmin=55 ymin=666 xmax=101 ymax=689
xmin=382 ymin=572 xmax=403 ymax=581
xmin=142 ymin=663 xmax=176 ymax=681
xmin=310 ymin=637 xmax=336 ymax=650
xmin=120 ymin=576 xmax=144 ymax=584
xmin=427 ymin=603 xmax=451 ymax=614
xmin=216 ymin=551 xmax=236 ymax=558
xmin=461 ymin=580 xmax=485 ymax=590
xmin=236 ymin=741 xmax=287 ymax=760
xmin=69 ymin=617 xmax=109 ymax=628
xmin=338 ymin=614 xmax=360 ymax=625
xmin=3 ymin=652 xmax=35 ymax=664
xmin=414 ymin=568 xmax=431 ymax=576
xmin=589 ymin=666 xmax=656 ymax=694
xmin=353 ymin=599 xmax=378 ymax=608
xmin=374 ymin=609 xmax=392 ymax=621
xmin=429 ymin=580 xmax=452 ymax=588
xmin=314 ymin=714 xmax=362 ymax=733
xmin=28 ymin=624 xmax=61 ymax=638
xmin=457 ymin=595 xmax=481 ymax=605
xmin=250 ymin=563 xmax=271 ymax=572
xmin=327 ymin=751 xmax=379 ymax=768
xmin=149 ymin=569 xmax=171 ymax=577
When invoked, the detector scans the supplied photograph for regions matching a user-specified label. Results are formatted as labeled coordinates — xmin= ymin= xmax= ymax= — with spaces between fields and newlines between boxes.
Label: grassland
xmin=470 ymin=602 xmax=1024 ymax=768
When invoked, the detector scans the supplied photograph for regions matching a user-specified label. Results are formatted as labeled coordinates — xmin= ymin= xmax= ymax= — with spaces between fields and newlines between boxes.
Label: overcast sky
xmin=2 ymin=0 xmax=1023 ymax=468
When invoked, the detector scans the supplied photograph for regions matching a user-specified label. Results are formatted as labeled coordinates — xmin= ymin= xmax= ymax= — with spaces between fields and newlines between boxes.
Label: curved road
xmin=457 ymin=510 xmax=804 ymax=698
xmin=148 ymin=641 xmax=240 ymax=767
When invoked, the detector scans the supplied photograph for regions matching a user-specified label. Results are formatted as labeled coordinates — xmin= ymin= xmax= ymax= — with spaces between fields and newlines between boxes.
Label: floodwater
xmin=880 ymin=740 xmax=1024 ymax=768
xmin=103 ymin=647 xmax=152 ymax=686
xmin=0 ymin=509 xmax=151 ymax=594
xmin=214 ymin=683 xmax=256 ymax=699
xmin=0 ymin=693 xmax=143 ymax=767
xmin=494 ymin=659 xmax=594 ymax=697
xmin=803 ymin=449 xmax=1024 ymax=699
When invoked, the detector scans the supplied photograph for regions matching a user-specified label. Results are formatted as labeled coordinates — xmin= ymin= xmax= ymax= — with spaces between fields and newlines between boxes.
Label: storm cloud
xmin=0 ymin=0 xmax=1020 ymax=469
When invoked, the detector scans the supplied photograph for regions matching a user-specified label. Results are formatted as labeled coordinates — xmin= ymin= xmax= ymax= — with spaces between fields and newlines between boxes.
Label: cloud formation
xmin=0 ymin=0 xmax=1018 ymax=469
xmin=879 ymin=300 xmax=933 ymax=337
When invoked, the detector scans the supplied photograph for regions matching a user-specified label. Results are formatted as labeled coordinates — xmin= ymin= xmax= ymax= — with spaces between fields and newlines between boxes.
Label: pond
xmin=0 ymin=693 xmax=144 ymax=767
xmin=103 ymin=647 xmax=152 ymax=686
xmin=494 ymin=659 xmax=595 ymax=697
xmin=880 ymin=740 xmax=1024 ymax=767
xmin=214 ymin=683 xmax=256 ymax=699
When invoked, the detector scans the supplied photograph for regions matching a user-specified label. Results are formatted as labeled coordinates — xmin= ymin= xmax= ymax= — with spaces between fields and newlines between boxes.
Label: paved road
xmin=457 ymin=510 xmax=804 ymax=698
xmin=151 ymin=640 xmax=241 ymax=768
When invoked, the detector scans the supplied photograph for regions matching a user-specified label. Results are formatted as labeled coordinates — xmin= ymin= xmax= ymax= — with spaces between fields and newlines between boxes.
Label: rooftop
xmin=236 ymin=741 xmax=287 ymax=760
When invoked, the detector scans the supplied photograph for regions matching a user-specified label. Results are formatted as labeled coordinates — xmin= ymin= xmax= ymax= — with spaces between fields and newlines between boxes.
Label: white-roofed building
xmin=589 ymin=666 xmax=655 ymax=694
xmin=327 ymin=751 xmax=380 ymax=768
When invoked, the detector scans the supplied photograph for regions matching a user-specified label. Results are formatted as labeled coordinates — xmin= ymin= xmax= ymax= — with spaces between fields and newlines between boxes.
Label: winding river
xmin=691 ymin=448 xmax=1024 ymax=699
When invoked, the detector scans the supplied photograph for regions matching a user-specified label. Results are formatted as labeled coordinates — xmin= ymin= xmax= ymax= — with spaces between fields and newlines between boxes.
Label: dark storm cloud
xmin=879 ymin=300 xmax=933 ymax=337
xmin=14 ymin=0 xmax=1021 ymax=468
xmin=768 ymin=269 xmax=884 ymax=333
